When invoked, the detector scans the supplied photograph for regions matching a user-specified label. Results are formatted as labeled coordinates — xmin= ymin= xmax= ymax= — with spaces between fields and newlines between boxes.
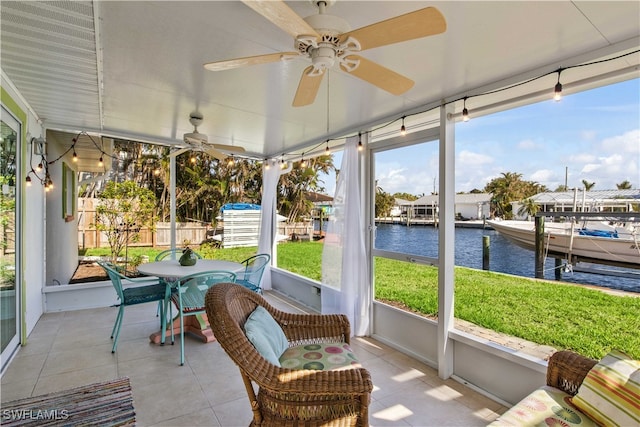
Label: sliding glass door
xmin=0 ymin=105 xmax=20 ymax=372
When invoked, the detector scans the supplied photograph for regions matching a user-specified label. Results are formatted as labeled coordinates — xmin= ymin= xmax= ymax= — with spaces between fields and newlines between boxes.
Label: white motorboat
xmin=486 ymin=219 xmax=640 ymax=267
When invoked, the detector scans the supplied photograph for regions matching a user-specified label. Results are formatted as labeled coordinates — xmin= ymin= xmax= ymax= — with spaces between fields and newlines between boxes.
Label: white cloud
xmin=529 ymin=169 xmax=555 ymax=183
xmin=581 ymin=163 xmax=602 ymax=174
xmin=569 ymin=153 xmax=597 ymax=163
xmin=458 ymin=150 xmax=493 ymax=166
xmin=600 ymin=129 xmax=640 ymax=154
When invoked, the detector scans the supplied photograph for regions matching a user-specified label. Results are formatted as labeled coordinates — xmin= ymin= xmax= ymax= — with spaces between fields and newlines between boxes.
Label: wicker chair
xmin=205 ymin=282 xmax=373 ymax=427
xmin=546 ymin=350 xmax=598 ymax=396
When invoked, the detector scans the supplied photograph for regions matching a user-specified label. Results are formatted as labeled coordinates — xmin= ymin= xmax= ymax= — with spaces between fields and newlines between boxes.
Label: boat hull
xmin=487 ymin=220 xmax=640 ymax=266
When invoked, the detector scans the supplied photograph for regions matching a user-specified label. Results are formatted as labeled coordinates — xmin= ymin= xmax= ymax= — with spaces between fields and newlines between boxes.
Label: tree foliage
xmin=582 ymin=179 xmax=595 ymax=191
xmin=484 ymin=172 xmax=547 ymax=219
xmin=278 ymin=155 xmax=334 ymax=222
xmin=392 ymin=192 xmax=419 ymax=201
xmin=94 ymin=180 xmax=156 ymax=262
xmin=616 ymin=180 xmax=632 ymax=189
xmin=375 ymin=187 xmax=396 ymax=217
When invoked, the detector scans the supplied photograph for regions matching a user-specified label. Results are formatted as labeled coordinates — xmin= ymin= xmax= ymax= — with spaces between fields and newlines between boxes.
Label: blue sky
xmin=321 ymin=78 xmax=639 ymax=197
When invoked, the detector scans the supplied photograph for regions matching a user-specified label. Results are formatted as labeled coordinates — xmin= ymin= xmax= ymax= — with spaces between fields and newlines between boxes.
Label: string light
xmin=264 ymin=158 xmax=270 ymax=170
xmin=300 ymin=153 xmax=307 ymax=168
xmin=462 ymin=97 xmax=470 ymax=122
xmin=98 ymin=155 xmax=104 ymax=167
xmin=358 ymin=132 xmax=363 ymax=151
xmin=190 ymin=155 xmax=196 ymax=163
xmin=154 ymin=168 xmax=160 ymax=176
xmin=400 ymin=116 xmax=406 ymax=136
xmin=227 ymin=155 xmax=235 ymax=166
xmin=72 ymin=150 xmax=78 ymax=162
xmin=36 ymin=162 xmax=43 ymax=172
xmin=325 ymin=140 xmax=331 ymax=155
xmin=554 ymin=69 xmax=563 ymax=101
xmin=25 ymin=175 xmax=32 ymax=186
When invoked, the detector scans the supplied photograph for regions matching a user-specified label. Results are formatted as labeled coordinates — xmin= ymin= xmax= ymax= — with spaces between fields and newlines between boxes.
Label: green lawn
xmin=85 ymin=241 xmax=640 ymax=360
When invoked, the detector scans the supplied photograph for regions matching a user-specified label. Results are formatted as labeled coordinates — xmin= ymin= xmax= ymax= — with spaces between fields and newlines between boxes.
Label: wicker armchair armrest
xmin=546 ymin=350 xmax=598 ymax=396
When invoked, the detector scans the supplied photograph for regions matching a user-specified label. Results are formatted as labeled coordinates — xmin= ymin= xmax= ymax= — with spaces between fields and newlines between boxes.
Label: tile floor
xmin=1 ymin=291 xmax=506 ymax=426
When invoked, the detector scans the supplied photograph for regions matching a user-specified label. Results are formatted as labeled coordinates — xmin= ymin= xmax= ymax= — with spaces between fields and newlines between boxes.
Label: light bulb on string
xmin=358 ymin=132 xmax=363 ymax=151
xmin=25 ymin=175 xmax=32 ymax=186
xmin=227 ymin=155 xmax=235 ymax=166
xmin=36 ymin=162 xmax=43 ymax=172
xmin=154 ymin=168 xmax=160 ymax=176
xmin=264 ymin=159 xmax=270 ymax=170
xmin=300 ymin=153 xmax=307 ymax=168
xmin=190 ymin=155 xmax=196 ymax=164
xmin=72 ymin=150 xmax=78 ymax=162
xmin=325 ymin=140 xmax=331 ymax=155
xmin=98 ymin=154 xmax=104 ymax=167
xmin=462 ymin=97 xmax=470 ymax=122
xmin=400 ymin=117 xmax=406 ymax=136
xmin=553 ymin=70 xmax=563 ymax=101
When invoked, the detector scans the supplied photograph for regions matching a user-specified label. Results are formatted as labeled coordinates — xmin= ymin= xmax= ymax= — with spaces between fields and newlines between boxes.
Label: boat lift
xmin=533 ymin=212 xmax=640 ymax=280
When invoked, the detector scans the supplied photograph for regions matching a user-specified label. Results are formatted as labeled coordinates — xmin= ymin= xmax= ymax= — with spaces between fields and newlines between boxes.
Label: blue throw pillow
xmin=243 ymin=306 xmax=289 ymax=366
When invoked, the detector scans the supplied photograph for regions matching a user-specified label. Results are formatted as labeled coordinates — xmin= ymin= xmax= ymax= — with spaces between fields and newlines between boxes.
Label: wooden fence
xmin=77 ymin=198 xmax=313 ymax=249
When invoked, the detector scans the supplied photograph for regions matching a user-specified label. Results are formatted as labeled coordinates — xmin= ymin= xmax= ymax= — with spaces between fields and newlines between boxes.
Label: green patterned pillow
xmin=279 ymin=343 xmax=361 ymax=371
xmin=571 ymin=350 xmax=640 ymax=427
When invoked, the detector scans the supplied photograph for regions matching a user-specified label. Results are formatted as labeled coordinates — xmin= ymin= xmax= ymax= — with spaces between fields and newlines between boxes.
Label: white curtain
xmin=321 ymin=135 xmax=370 ymax=336
xmin=258 ymin=162 xmax=291 ymax=290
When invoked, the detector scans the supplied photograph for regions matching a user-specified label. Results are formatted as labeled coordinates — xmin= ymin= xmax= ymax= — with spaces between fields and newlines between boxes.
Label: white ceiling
xmin=1 ymin=1 xmax=639 ymax=162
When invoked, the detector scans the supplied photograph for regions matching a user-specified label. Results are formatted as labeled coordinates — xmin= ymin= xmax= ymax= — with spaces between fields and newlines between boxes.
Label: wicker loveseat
xmin=490 ymin=350 xmax=639 ymax=426
xmin=205 ymin=282 xmax=373 ymax=427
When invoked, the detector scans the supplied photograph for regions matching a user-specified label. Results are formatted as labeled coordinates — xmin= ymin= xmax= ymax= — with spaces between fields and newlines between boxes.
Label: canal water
xmin=372 ymin=223 xmax=639 ymax=293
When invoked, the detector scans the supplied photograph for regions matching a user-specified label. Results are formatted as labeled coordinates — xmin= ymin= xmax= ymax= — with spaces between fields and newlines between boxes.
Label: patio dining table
xmin=137 ymin=259 xmax=244 ymax=344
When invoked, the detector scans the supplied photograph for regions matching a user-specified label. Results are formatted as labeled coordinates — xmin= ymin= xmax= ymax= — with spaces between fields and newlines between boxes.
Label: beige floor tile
xmin=1 ymin=293 xmax=508 ymax=427
xmin=32 ymin=364 xmax=119 ymax=396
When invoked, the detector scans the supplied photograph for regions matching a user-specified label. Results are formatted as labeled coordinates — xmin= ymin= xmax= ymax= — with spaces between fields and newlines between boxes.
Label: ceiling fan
xmin=204 ymin=0 xmax=446 ymax=107
xmin=182 ymin=112 xmax=245 ymax=160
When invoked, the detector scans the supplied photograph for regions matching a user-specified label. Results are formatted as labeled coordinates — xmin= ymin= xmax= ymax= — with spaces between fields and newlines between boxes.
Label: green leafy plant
xmin=93 ymin=181 xmax=156 ymax=263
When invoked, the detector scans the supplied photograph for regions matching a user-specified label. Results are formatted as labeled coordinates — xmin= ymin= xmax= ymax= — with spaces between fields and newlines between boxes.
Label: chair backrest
xmin=155 ymin=248 xmax=203 ymax=261
xmin=239 ymin=254 xmax=270 ymax=286
xmin=98 ymin=261 xmax=126 ymax=300
xmin=173 ymin=270 xmax=236 ymax=312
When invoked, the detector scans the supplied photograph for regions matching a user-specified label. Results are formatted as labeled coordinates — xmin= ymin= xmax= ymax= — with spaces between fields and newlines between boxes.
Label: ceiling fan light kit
xmin=204 ymin=0 xmax=446 ymax=106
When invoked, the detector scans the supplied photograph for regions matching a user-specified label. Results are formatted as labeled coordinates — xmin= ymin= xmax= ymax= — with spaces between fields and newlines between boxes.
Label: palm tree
xmin=616 ymin=180 xmax=632 ymax=190
xmin=517 ymin=198 xmax=539 ymax=219
xmin=581 ymin=180 xmax=595 ymax=191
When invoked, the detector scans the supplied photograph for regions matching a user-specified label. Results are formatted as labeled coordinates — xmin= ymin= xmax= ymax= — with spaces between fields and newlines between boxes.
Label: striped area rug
xmin=1 ymin=377 xmax=135 ymax=426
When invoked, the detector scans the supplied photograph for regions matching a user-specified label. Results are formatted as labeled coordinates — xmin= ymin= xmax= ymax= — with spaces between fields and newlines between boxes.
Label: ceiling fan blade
xmin=204 ymin=147 xmax=228 ymax=161
xmin=211 ymin=144 xmax=245 ymax=153
xmin=342 ymin=55 xmax=414 ymax=95
xmin=293 ymin=66 xmax=324 ymax=107
xmin=204 ymin=52 xmax=299 ymax=71
xmin=242 ymin=0 xmax=319 ymax=39
xmin=341 ymin=7 xmax=446 ymax=51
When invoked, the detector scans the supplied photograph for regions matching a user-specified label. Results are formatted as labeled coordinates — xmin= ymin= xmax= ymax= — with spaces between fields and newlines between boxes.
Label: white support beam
xmin=168 ymin=149 xmax=189 ymax=249
xmin=437 ymin=102 xmax=456 ymax=379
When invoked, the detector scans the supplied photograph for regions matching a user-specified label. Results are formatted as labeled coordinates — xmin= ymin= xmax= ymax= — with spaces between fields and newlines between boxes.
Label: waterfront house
xmin=392 ymin=193 xmax=491 ymax=224
xmin=511 ymin=189 xmax=640 ymax=219
xmin=1 ymin=1 xmax=639 ymax=424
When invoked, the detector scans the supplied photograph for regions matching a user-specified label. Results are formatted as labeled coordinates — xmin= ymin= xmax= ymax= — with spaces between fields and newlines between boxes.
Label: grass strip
xmin=86 ymin=241 xmax=640 ymax=359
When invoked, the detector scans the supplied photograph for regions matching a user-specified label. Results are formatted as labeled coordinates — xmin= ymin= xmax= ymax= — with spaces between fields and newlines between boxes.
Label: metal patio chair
xmin=163 ymin=270 xmax=237 ymax=365
xmin=236 ymin=254 xmax=270 ymax=293
xmin=98 ymin=261 xmax=166 ymax=353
